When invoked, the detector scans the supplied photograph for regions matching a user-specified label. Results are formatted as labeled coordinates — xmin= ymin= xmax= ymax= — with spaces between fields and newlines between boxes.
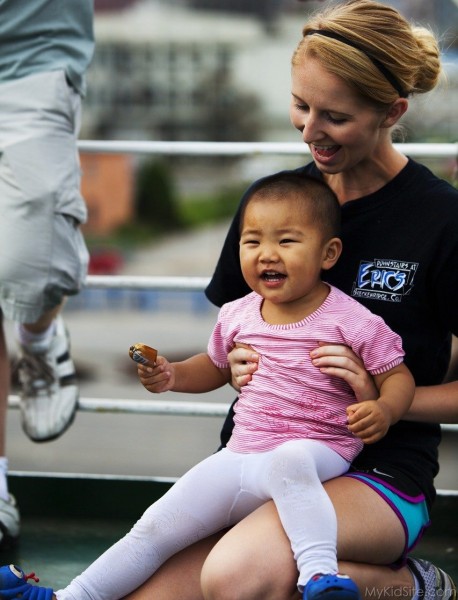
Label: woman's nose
xmin=300 ymin=114 xmax=320 ymax=143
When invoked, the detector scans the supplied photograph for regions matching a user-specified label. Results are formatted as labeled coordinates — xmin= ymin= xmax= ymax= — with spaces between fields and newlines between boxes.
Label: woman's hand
xmin=228 ymin=343 xmax=259 ymax=391
xmin=137 ymin=356 xmax=175 ymax=393
xmin=310 ymin=342 xmax=378 ymax=402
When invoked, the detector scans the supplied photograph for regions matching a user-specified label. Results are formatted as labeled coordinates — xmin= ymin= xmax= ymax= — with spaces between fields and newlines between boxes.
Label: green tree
xmin=134 ymin=160 xmax=183 ymax=232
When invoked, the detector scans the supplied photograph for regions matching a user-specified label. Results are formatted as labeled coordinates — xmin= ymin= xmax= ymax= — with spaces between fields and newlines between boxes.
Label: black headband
xmin=306 ymin=29 xmax=407 ymax=98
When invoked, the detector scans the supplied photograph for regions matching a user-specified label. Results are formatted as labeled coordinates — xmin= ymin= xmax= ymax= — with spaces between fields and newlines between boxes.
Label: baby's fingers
xmin=137 ymin=359 xmax=172 ymax=392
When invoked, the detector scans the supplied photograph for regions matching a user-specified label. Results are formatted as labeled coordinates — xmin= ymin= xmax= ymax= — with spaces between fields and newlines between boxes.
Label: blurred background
xmin=6 ymin=0 xmax=458 ymax=489
xmin=80 ymin=0 xmax=457 ymax=256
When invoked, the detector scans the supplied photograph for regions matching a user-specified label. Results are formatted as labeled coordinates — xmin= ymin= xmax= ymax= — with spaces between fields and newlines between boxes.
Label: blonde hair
xmin=293 ymin=0 xmax=442 ymax=105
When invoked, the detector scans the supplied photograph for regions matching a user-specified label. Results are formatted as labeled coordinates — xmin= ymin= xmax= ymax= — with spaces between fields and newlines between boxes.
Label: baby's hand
xmin=137 ymin=356 xmax=175 ymax=393
xmin=346 ymin=400 xmax=391 ymax=444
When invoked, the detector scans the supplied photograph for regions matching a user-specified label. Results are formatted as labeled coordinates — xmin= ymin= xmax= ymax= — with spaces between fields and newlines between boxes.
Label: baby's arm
xmin=346 ymin=362 xmax=415 ymax=444
xmin=138 ymin=352 xmax=231 ymax=394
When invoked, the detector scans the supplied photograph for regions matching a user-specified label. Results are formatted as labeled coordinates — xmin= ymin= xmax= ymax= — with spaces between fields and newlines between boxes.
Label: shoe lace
xmin=15 ymin=351 xmax=56 ymax=394
xmin=24 ymin=572 xmax=40 ymax=583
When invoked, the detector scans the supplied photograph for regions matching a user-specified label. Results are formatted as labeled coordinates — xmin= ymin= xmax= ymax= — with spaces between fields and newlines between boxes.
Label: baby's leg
xmin=256 ymin=440 xmax=349 ymax=590
xmin=57 ymin=450 xmax=257 ymax=600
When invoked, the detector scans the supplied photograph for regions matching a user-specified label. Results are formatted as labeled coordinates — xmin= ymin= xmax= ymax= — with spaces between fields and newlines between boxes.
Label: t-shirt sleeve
xmin=353 ymin=315 xmax=405 ymax=375
xmin=207 ymin=304 xmax=236 ymax=368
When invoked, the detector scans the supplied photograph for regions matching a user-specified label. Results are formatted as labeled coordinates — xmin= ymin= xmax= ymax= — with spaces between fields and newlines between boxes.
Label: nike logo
xmin=372 ymin=468 xmax=394 ymax=478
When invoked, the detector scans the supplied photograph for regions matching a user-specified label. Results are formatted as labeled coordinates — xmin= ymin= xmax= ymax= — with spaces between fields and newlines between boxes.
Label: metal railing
xmin=77 ymin=140 xmax=458 ymax=158
xmin=8 ymin=140 xmax=458 ymax=438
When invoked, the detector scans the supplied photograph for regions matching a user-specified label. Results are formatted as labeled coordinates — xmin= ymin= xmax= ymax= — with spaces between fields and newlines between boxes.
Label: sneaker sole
xmin=23 ymin=397 xmax=79 ymax=443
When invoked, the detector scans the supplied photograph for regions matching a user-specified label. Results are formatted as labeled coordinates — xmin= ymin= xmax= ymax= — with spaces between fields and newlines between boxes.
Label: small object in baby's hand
xmin=129 ymin=343 xmax=158 ymax=367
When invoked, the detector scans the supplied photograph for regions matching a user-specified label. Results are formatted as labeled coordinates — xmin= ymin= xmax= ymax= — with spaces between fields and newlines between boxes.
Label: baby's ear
xmin=322 ymin=237 xmax=342 ymax=270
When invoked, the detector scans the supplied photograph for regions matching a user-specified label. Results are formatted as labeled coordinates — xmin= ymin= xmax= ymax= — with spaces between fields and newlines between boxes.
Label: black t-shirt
xmin=206 ymin=159 xmax=458 ymax=510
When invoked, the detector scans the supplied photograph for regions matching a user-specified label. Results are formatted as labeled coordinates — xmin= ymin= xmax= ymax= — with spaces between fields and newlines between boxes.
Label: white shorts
xmin=0 ymin=70 xmax=89 ymax=323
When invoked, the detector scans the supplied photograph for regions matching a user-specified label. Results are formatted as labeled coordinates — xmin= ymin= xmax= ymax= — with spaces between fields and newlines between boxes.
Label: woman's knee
xmin=201 ymin=560 xmax=297 ymax=600
xmin=201 ymin=502 xmax=299 ymax=600
xmin=200 ymin=557 xmax=237 ymax=600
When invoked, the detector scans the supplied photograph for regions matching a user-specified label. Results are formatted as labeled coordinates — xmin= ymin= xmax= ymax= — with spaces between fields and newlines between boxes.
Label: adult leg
xmin=119 ymin=476 xmax=453 ymax=600
xmin=20 ymin=304 xmax=62 ymax=335
xmin=0 ymin=315 xmax=20 ymax=545
xmin=123 ymin=533 xmax=225 ymax=600
xmin=15 ymin=301 xmax=79 ymax=442
xmin=0 ymin=316 xmax=9 ymax=467
xmin=0 ymin=71 xmax=87 ymax=443
xmin=201 ymin=476 xmax=407 ymax=600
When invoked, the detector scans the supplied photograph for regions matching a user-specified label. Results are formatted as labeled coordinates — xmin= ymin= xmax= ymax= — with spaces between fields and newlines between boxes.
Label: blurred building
xmin=85 ymin=1 xmax=265 ymax=141
xmin=81 ymin=0 xmax=457 ymax=237
xmin=84 ymin=0 xmax=457 ymax=143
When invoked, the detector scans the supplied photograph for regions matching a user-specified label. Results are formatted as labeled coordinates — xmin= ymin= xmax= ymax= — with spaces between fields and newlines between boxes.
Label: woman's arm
xmin=405 ymin=380 xmax=458 ymax=423
xmin=307 ymin=343 xmax=458 ymax=424
xmin=407 ymin=335 xmax=458 ymax=423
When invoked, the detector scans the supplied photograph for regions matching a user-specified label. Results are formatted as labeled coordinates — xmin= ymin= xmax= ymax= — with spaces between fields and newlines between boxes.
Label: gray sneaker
xmin=0 ymin=495 xmax=20 ymax=547
xmin=17 ymin=316 xmax=78 ymax=442
xmin=407 ymin=557 xmax=456 ymax=600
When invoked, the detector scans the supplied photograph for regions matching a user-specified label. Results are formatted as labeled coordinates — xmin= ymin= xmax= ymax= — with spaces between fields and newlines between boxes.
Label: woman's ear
xmin=381 ymin=98 xmax=409 ymax=128
xmin=322 ymin=237 xmax=342 ymax=270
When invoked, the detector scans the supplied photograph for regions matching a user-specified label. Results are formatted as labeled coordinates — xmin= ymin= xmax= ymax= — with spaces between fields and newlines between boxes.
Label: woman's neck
xmin=324 ymin=149 xmax=408 ymax=205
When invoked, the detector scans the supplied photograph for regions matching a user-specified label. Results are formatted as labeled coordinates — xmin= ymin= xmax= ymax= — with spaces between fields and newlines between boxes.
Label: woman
xmin=121 ymin=1 xmax=458 ymax=599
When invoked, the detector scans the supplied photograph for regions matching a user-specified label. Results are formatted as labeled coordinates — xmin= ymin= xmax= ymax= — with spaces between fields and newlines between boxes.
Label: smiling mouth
xmin=313 ymin=144 xmax=340 ymax=158
xmin=261 ymin=271 xmax=286 ymax=282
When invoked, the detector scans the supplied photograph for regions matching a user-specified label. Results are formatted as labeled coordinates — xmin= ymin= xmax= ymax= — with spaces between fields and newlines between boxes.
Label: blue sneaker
xmin=303 ymin=573 xmax=361 ymax=600
xmin=0 ymin=565 xmax=54 ymax=600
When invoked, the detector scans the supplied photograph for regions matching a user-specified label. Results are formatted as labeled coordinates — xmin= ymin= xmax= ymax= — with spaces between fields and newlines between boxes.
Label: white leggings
xmin=57 ymin=440 xmax=349 ymax=600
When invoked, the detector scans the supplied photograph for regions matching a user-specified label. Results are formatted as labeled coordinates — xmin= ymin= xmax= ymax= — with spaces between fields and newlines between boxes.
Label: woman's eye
xmin=327 ymin=114 xmax=347 ymax=124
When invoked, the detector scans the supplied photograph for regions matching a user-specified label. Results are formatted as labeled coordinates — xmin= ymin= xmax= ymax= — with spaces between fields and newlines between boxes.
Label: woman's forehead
xmin=291 ymin=62 xmax=372 ymax=116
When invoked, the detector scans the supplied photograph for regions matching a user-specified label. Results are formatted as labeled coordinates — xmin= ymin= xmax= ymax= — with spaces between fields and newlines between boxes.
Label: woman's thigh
xmin=326 ymin=476 xmax=405 ymax=563
xmin=200 ymin=476 xmax=406 ymax=600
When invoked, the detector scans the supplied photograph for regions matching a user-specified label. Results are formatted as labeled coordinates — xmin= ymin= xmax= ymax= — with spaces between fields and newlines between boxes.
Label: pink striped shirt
xmin=208 ymin=285 xmax=405 ymax=461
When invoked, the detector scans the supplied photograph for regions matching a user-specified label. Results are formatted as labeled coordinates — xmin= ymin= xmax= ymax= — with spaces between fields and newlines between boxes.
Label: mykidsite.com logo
xmin=352 ymin=259 xmax=418 ymax=303
xmin=366 ymin=587 xmax=450 ymax=598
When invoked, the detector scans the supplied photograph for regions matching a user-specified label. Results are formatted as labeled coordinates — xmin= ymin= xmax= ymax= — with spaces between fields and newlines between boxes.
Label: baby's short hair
xmin=240 ymin=171 xmax=341 ymax=240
